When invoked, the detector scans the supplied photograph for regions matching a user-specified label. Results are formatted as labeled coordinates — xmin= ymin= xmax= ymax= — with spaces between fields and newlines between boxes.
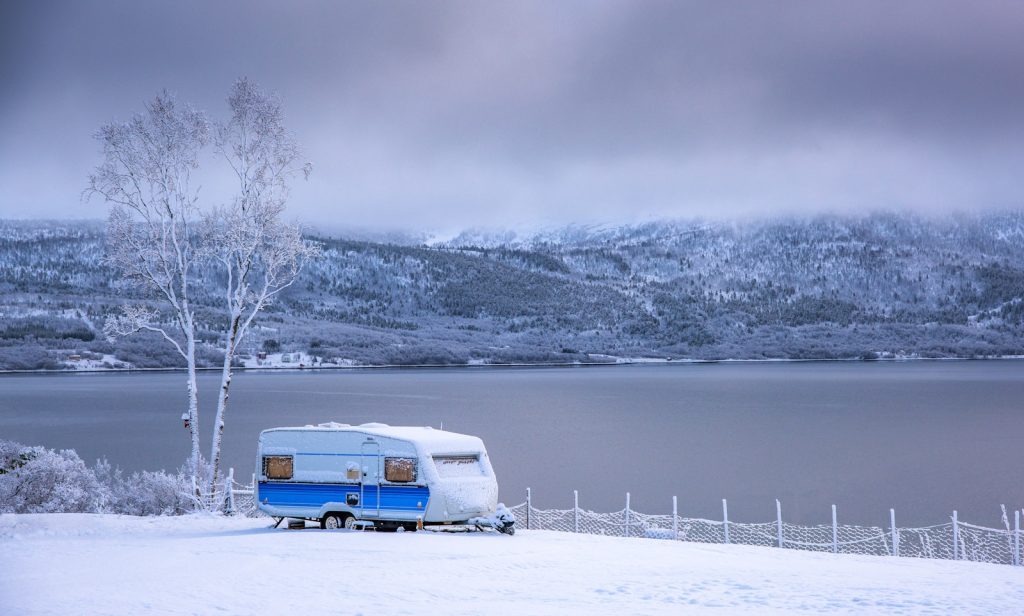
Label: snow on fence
xmin=229 ymin=477 xmax=1023 ymax=567
xmin=225 ymin=469 xmax=259 ymax=517
xmin=505 ymin=490 xmax=1024 ymax=567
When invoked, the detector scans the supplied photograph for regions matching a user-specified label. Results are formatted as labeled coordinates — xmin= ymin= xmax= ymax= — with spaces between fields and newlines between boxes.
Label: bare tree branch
xmin=86 ymin=90 xmax=209 ymax=500
xmin=205 ymin=79 xmax=319 ymax=496
xmin=102 ymin=305 xmax=188 ymax=360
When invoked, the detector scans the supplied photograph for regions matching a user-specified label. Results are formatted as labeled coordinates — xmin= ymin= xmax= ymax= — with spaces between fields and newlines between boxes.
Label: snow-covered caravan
xmin=256 ymin=423 xmax=512 ymax=532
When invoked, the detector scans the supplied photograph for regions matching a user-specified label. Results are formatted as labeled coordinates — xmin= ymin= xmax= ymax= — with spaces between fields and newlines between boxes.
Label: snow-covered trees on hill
xmin=2 ymin=213 xmax=1024 ymax=368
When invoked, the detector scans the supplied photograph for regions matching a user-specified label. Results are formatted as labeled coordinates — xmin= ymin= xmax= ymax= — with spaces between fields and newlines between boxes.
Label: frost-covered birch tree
xmin=85 ymin=92 xmax=209 ymax=494
xmin=206 ymin=79 xmax=317 ymax=496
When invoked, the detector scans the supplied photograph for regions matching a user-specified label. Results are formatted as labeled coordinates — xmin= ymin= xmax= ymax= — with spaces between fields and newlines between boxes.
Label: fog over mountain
xmin=2 ymin=2 xmax=1024 ymax=229
xmin=2 ymin=212 xmax=1023 ymax=370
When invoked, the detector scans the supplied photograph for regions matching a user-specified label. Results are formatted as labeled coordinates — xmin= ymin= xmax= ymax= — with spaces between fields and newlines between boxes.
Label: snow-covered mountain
xmin=2 ymin=213 xmax=1023 ymax=370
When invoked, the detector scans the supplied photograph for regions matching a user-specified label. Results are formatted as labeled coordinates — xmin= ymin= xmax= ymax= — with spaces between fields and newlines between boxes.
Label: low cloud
xmin=2 ymin=1 xmax=1022 ymax=229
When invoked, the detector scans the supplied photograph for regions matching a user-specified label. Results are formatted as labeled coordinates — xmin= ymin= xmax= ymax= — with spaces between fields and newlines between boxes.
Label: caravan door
xmin=359 ymin=440 xmax=381 ymax=518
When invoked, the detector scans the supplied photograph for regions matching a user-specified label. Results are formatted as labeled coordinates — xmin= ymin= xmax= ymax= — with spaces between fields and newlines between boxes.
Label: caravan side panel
xmin=258 ymin=482 xmax=429 ymax=514
xmin=255 ymin=428 xmax=431 ymax=521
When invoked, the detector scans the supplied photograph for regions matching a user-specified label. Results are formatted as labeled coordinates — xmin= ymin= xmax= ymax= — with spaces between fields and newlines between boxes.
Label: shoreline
xmin=2 ymin=354 xmax=1023 ymax=376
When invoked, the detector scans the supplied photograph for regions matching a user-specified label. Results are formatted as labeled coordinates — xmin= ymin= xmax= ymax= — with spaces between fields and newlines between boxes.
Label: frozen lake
xmin=1 ymin=361 xmax=1022 ymax=526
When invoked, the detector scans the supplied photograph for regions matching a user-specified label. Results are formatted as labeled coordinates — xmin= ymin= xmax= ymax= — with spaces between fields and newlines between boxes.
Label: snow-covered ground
xmin=2 ymin=514 xmax=1023 ymax=615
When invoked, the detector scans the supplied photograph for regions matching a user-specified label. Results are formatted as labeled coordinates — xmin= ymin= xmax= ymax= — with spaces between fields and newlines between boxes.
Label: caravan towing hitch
xmin=470 ymin=503 xmax=516 ymax=535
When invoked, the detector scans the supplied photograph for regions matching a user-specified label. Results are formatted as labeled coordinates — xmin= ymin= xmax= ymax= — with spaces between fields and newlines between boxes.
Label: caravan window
xmin=384 ymin=457 xmax=416 ymax=483
xmin=263 ymin=455 xmax=293 ymax=480
xmin=432 ymin=455 xmax=482 ymax=478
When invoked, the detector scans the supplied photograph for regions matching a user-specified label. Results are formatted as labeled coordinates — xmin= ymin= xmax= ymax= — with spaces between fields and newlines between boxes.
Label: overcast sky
xmin=1 ymin=1 xmax=1022 ymax=232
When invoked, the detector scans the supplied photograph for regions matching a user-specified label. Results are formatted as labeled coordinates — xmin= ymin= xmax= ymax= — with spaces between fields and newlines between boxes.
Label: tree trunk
xmin=185 ymin=329 xmax=201 ymax=501
xmin=208 ymin=313 xmax=241 ymax=506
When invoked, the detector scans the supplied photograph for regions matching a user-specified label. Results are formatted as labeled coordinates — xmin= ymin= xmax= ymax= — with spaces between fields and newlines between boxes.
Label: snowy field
xmin=2 ymin=514 xmax=1023 ymax=615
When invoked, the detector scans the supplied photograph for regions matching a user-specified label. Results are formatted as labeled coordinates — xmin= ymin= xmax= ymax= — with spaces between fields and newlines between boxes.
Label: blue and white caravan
xmin=256 ymin=422 xmax=514 ymax=533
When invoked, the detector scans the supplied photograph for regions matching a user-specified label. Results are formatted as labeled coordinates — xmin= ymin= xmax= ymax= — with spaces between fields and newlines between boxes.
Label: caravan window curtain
xmin=263 ymin=455 xmax=293 ymax=480
xmin=384 ymin=457 xmax=416 ymax=483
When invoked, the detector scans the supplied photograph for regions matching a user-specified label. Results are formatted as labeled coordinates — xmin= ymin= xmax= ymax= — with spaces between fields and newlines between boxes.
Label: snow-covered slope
xmin=2 ymin=513 xmax=1022 ymax=615
xmin=5 ymin=213 xmax=1024 ymax=370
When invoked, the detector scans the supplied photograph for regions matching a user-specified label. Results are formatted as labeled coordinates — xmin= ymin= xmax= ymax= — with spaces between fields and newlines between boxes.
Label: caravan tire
xmin=321 ymin=513 xmax=346 ymax=530
xmin=343 ymin=516 xmax=360 ymax=530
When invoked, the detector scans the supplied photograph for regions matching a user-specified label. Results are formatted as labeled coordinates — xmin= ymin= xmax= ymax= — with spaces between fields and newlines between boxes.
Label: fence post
xmin=1015 ymin=510 xmax=1020 ymax=567
xmin=952 ymin=510 xmax=959 ymax=560
xmin=723 ymin=499 xmax=730 ymax=544
xmin=831 ymin=504 xmax=838 ymax=554
xmin=776 ymin=499 xmax=784 ymax=548
xmin=574 ymin=490 xmax=579 ymax=533
xmin=526 ymin=487 xmax=531 ymax=530
xmin=672 ymin=496 xmax=678 ymax=539
xmin=226 ymin=467 xmax=235 ymax=514
xmin=890 ymin=508 xmax=899 ymax=557
xmin=625 ymin=492 xmax=631 ymax=538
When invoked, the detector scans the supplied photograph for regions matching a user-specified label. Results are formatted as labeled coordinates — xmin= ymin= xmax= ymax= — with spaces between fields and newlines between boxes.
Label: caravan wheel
xmin=343 ymin=516 xmax=360 ymax=530
xmin=321 ymin=513 xmax=345 ymax=530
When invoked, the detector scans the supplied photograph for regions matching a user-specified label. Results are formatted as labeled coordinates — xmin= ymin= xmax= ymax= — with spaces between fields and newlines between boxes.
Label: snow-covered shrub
xmin=94 ymin=459 xmax=194 ymax=516
xmin=0 ymin=441 xmax=198 ymax=516
xmin=0 ymin=440 xmax=101 ymax=513
xmin=129 ymin=470 xmax=194 ymax=515
xmin=0 ymin=438 xmax=32 ymax=472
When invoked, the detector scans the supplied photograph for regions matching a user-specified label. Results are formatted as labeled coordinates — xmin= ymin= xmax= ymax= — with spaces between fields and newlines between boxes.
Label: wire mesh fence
xmin=229 ymin=477 xmax=1023 ymax=567
xmin=505 ymin=490 xmax=1024 ymax=567
xmin=225 ymin=470 xmax=261 ymax=518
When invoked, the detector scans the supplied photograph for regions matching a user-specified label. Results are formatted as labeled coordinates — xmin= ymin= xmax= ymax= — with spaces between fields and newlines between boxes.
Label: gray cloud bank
xmin=1 ymin=1 xmax=1022 ymax=231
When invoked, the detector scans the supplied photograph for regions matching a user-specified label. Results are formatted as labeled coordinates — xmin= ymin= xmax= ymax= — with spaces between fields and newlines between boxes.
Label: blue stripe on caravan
xmin=294 ymin=452 xmax=376 ymax=457
xmin=259 ymin=481 xmax=430 ymax=512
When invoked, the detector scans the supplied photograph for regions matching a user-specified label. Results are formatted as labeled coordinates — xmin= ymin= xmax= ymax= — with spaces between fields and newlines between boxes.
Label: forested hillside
xmin=2 ymin=213 xmax=1023 ymax=370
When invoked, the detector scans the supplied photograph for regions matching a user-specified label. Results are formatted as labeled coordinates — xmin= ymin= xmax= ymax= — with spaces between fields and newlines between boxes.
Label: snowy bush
xmin=0 ymin=440 xmax=197 ymax=516
xmin=0 ymin=440 xmax=101 ymax=513
xmin=94 ymin=460 xmax=194 ymax=516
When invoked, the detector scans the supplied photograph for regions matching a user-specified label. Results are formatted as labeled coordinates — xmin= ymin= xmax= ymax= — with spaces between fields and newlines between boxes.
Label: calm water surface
xmin=1 ymin=361 xmax=1022 ymax=526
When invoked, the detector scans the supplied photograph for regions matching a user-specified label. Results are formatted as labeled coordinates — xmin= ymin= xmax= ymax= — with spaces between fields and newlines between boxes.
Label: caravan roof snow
xmin=262 ymin=423 xmax=485 ymax=455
